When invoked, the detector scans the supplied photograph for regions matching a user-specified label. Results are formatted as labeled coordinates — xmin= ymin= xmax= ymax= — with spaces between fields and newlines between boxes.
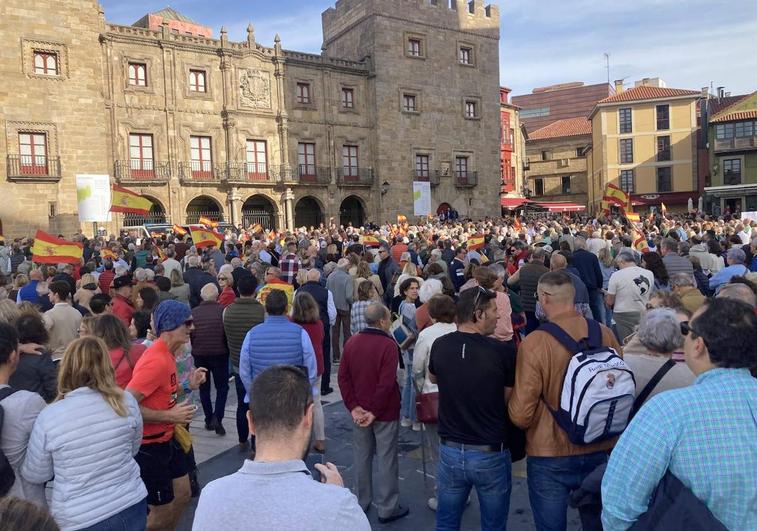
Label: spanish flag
xmin=110 ymin=185 xmax=152 ymax=216
xmin=362 ymin=235 xmax=380 ymax=248
xmin=633 ymin=231 xmax=649 ymax=253
xmin=660 ymin=203 xmax=668 ymax=216
xmin=31 ymin=230 xmax=83 ymax=264
xmin=397 ymin=214 xmax=408 ymax=224
xmin=467 ymin=234 xmax=485 ymax=250
xmin=626 ymin=212 xmax=641 ymax=223
xmin=172 ymin=224 xmax=188 ymax=236
xmin=153 ymin=244 xmax=166 ymax=261
xmin=604 ymin=183 xmax=631 ymax=210
xmin=189 ymin=226 xmax=223 ymax=249
xmin=101 ymin=248 xmax=118 ymax=261
xmin=600 ymin=200 xmax=611 ymax=214
xmin=249 ymin=223 xmax=263 ymax=234
xmin=198 ymin=216 xmax=219 ymax=229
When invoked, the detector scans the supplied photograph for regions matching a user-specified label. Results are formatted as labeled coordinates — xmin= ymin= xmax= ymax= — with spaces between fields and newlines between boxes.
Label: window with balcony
xmin=129 ymin=133 xmax=154 ymax=178
xmin=341 ymin=87 xmax=354 ymax=109
xmin=189 ymin=69 xmax=206 ymax=93
xmin=656 ymin=104 xmax=670 ymax=130
xmin=18 ymin=133 xmax=48 ymax=175
xmin=408 ymin=38 xmax=422 ymax=57
xmin=459 ymin=46 xmax=473 ymax=65
xmin=534 ymin=178 xmax=544 ymax=196
xmin=561 ymin=176 xmax=571 ymax=194
xmin=190 ymin=135 xmax=212 ymax=178
xmin=619 ymin=108 xmax=632 ymax=134
xmin=128 ymin=62 xmax=147 ymax=86
xmin=415 ymin=154 xmax=430 ymax=180
xmin=620 ymin=138 xmax=634 ymax=164
xmin=342 ymin=145 xmax=359 ymax=179
xmin=296 ymin=82 xmax=311 ymax=104
xmin=246 ymin=140 xmax=267 ymax=180
xmin=657 ymin=135 xmax=671 ymax=161
xmin=33 ymin=51 xmax=58 ymax=76
xmin=723 ymin=158 xmax=742 ymax=185
xmin=620 ymin=169 xmax=635 ymax=193
xmin=403 ymin=93 xmax=417 ymax=112
xmin=298 ymin=142 xmax=316 ymax=178
xmin=656 ymin=166 xmax=672 ymax=192
xmin=464 ymin=100 xmax=478 ymax=119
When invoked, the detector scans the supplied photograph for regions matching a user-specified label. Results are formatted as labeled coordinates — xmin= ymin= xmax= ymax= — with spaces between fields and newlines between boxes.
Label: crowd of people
xmin=0 ymin=209 xmax=755 ymax=531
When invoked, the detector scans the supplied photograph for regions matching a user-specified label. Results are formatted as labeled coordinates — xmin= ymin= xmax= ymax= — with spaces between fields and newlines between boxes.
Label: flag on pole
xmin=101 ymin=248 xmax=118 ymax=261
xmin=633 ymin=231 xmax=650 ymax=253
xmin=249 ymin=223 xmax=264 ymax=234
xmin=31 ymin=230 xmax=83 ymax=264
xmin=397 ymin=214 xmax=407 ymax=224
xmin=198 ymin=216 xmax=219 ymax=229
xmin=600 ymin=200 xmax=612 ymax=214
xmin=626 ymin=212 xmax=641 ymax=223
xmin=467 ymin=234 xmax=485 ymax=250
xmin=362 ymin=235 xmax=380 ymax=248
xmin=189 ymin=226 xmax=223 ymax=249
xmin=660 ymin=203 xmax=668 ymax=216
xmin=603 ymin=183 xmax=631 ymax=210
xmin=172 ymin=224 xmax=188 ymax=236
xmin=153 ymin=244 xmax=166 ymax=261
xmin=110 ymin=185 xmax=152 ymax=216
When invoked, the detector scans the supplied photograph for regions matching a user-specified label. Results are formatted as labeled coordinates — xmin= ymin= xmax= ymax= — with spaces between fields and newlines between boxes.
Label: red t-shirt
xmin=127 ymin=338 xmax=177 ymax=444
xmin=109 ymin=343 xmax=147 ymax=389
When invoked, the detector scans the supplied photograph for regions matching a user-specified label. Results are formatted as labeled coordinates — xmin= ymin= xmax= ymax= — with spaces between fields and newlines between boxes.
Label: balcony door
xmin=19 ymin=133 xmax=48 ymax=175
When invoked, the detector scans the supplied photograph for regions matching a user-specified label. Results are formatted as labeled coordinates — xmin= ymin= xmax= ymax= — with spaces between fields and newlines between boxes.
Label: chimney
xmin=701 ymin=87 xmax=709 ymax=99
xmin=614 ymin=79 xmax=624 ymax=94
xmin=717 ymin=86 xmax=725 ymax=99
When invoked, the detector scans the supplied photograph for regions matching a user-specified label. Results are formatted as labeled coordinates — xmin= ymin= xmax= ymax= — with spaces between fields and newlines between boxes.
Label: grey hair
xmin=200 ymin=283 xmax=219 ymax=301
xmin=419 ymin=278 xmax=443 ymax=303
xmin=726 ymin=247 xmax=746 ymax=265
xmin=489 ymin=263 xmax=507 ymax=281
xmin=669 ymin=273 xmax=696 ymax=289
xmin=717 ymin=283 xmax=756 ymax=308
xmin=574 ymin=237 xmax=587 ymax=250
xmin=187 ymin=255 xmax=201 ymax=268
xmin=134 ymin=268 xmax=148 ymax=282
xmin=637 ymin=308 xmax=684 ymax=354
xmin=615 ymin=249 xmax=636 ymax=264
xmin=364 ymin=302 xmax=389 ymax=326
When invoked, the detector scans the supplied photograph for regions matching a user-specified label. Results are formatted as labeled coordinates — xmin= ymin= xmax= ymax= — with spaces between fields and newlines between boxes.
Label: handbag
xmin=173 ymin=424 xmax=193 ymax=454
xmin=390 ymin=303 xmax=416 ymax=350
xmin=415 ymin=391 xmax=439 ymax=424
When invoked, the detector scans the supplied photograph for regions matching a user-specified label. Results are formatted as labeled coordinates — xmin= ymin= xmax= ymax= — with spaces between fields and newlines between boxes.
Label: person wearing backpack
xmin=601 ymin=298 xmax=757 ymax=530
xmin=0 ymin=322 xmax=47 ymax=507
xmin=508 ymin=271 xmax=625 ymax=531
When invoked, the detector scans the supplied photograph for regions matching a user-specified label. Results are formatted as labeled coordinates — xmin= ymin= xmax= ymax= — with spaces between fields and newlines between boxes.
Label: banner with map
xmin=413 ymin=181 xmax=431 ymax=216
xmin=76 ymin=174 xmax=112 ymax=222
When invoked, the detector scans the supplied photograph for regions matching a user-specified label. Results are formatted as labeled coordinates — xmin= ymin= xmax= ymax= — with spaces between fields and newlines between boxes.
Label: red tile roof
xmin=711 ymin=110 xmax=757 ymax=123
xmin=708 ymin=94 xmax=749 ymax=116
xmin=596 ymin=86 xmax=700 ymax=104
xmin=528 ymin=117 xmax=592 ymax=140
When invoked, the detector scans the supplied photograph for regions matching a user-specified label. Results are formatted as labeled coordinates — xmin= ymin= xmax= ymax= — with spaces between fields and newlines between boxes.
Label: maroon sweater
xmin=338 ymin=328 xmax=401 ymax=422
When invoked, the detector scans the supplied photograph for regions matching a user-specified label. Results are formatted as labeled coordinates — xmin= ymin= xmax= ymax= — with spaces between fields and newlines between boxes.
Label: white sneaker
xmin=427 ymin=497 xmax=437 ymax=511
xmin=400 ymin=417 xmax=412 ymax=428
xmin=412 ymin=422 xmax=422 ymax=431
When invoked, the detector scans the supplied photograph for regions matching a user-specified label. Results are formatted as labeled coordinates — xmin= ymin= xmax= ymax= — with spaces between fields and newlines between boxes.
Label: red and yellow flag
xmin=633 ymin=231 xmax=649 ymax=253
xmin=397 ymin=214 xmax=408 ymax=224
xmin=604 ymin=183 xmax=631 ymax=210
xmin=172 ymin=224 xmax=188 ymax=236
xmin=362 ymin=235 xmax=380 ymax=248
xmin=660 ymin=203 xmax=668 ymax=216
xmin=110 ymin=185 xmax=152 ymax=216
xmin=626 ymin=212 xmax=641 ymax=223
xmin=249 ymin=223 xmax=263 ymax=234
xmin=189 ymin=226 xmax=223 ymax=249
xmin=198 ymin=216 xmax=219 ymax=229
xmin=101 ymin=248 xmax=118 ymax=261
xmin=467 ymin=234 xmax=485 ymax=250
xmin=31 ymin=230 xmax=83 ymax=264
xmin=154 ymin=244 xmax=166 ymax=261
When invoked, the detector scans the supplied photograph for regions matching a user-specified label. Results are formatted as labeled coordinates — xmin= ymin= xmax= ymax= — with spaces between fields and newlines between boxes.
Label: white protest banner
xmin=413 ymin=181 xmax=431 ymax=217
xmin=76 ymin=174 xmax=112 ymax=222
xmin=741 ymin=211 xmax=757 ymax=222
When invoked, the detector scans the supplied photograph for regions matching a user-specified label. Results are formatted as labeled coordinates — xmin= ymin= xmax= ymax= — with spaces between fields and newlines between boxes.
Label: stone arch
xmin=241 ymin=194 xmax=277 ymax=230
xmin=123 ymin=195 xmax=168 ymax=226
xmin=437 ymin=202 xmax=452 ymax=215
xmin=339 ymin=195 xmax=366 ymax=227
xmin=294 ymin=195 xmax=324 ymax=229
xmin=185 ymin=195 xmax=224 ymax=224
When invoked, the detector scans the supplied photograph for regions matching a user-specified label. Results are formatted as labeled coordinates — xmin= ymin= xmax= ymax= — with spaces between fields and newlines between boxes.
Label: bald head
xmin=364 ymin=303 xmax=390 ymax=328
xmin=550 ymin=253 xmax=567 ymax=271
xmin=306 ymin=269 xmax=321 ymax=282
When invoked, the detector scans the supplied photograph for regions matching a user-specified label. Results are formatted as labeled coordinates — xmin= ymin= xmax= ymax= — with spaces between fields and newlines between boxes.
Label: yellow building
xmin=589 ymin=82 xmax=703 ymax=213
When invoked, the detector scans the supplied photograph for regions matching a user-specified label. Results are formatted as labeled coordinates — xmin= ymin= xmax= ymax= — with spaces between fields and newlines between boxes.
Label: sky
xmin=99 ymin=0 xmax=757 ymax=97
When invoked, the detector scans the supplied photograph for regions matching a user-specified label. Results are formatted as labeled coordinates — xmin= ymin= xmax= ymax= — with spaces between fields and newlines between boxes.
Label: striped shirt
xmin=601 ymin=368 xmax=757 ymax=530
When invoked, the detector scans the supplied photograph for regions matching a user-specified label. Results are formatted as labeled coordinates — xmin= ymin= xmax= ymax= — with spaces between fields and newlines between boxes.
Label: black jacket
xmin=9 ymin=349 xmax=58 ymax=402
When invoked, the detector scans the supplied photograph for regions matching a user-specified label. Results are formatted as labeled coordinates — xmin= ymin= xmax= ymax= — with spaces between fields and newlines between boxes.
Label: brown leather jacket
xmin=508 ymin=310 xmax=623 ymax=457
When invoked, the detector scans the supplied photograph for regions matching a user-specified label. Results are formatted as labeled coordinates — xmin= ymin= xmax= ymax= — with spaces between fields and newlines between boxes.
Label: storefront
xmin=703 ymin=184 xmax=757 ymax=217
xmin=631 ymin=191 xmax=701 ymax=214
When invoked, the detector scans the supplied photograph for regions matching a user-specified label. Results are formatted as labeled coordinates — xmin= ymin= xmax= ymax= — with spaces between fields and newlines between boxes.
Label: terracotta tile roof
xmin=708 ymin=94 xmax=750 ymax=116
xmin=711 ymin=110 xmax=757 ymax=123
xmin=596 ymin=86 xmax=700 ymax=104
xmin=527 ymin=117 xmax=592 ymax=140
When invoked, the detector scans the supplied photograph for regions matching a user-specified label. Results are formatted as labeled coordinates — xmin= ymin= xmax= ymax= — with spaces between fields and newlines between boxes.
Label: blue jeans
xmin=81 ymin=498 xmax=147 ymax=531
xmin=436 ymin=444 xmax=512 ymax=531
xmin=588 ymin=289 xmax=604 ymax=324
xmin=400 ymin=350 xmax=416 ymax=422
xmin=527 ymin=452 xmax=607 ymax=531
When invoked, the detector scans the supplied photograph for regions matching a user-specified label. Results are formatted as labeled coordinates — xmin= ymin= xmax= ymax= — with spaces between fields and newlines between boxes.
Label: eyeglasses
xmin=680 ymin=321 xmax=693 ymax=336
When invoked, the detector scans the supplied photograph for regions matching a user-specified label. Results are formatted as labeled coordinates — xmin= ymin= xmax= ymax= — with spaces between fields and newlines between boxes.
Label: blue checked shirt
xmin=602 ymin=368 xmax=757 ymax=530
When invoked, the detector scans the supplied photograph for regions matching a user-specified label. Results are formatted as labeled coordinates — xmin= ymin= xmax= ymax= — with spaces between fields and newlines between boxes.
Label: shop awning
xmin=533 ymin=202 xmax=586 ymax=212
xmin=500 ymin=197 xmax=534 ymax=209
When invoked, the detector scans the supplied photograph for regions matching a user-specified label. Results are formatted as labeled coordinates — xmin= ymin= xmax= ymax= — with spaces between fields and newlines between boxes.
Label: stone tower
xmin=322 ymin=0 xmax=501 ymax=219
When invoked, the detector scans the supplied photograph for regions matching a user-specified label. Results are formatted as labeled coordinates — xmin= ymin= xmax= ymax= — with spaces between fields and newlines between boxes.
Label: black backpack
xmin=0 ymin=387 xmax=18 ymax=496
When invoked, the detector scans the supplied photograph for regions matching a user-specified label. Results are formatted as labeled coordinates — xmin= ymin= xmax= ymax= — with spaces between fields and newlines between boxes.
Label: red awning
xmin=533 ymin=202 xmax=586 ymax=212
xmin=500 ymin=197 xmax=534 ymax=209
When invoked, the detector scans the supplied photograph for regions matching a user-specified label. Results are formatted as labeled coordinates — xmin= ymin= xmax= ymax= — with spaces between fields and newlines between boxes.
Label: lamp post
xmin=521 ymin=183 xmax=532 ymax=216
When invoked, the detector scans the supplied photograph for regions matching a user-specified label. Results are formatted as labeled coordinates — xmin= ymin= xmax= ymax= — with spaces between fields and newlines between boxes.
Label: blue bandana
xmin=153 ymin=300 xmax=192 ymax=337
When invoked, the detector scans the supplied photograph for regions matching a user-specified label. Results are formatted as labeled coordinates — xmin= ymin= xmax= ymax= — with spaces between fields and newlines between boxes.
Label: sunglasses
xmin=680 ymin=321 xmax=694 ymax=336
xmin=473 ymin=286 xmax=494 ymax=310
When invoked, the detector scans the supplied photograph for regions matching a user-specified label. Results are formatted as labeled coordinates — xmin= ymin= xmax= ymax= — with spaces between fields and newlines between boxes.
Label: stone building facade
xmin=0 ymin=0 xmax=501 ymax=238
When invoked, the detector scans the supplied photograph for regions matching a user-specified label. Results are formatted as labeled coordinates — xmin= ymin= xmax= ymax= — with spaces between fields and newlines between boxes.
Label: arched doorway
xmin=339 ymin=195 xmax=365 ymax=227
xmin=294 ymin=196 xmax=323 ymax=229
xmin=123 ymin=197 xmax=167 ymax=226
xmin=186 ymin=195 xmax=223 ymax=224
xmin=241 ymin=194 xmax=277 ymax=230
xmin=437 ymin=202 xmax=452 ymax=215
